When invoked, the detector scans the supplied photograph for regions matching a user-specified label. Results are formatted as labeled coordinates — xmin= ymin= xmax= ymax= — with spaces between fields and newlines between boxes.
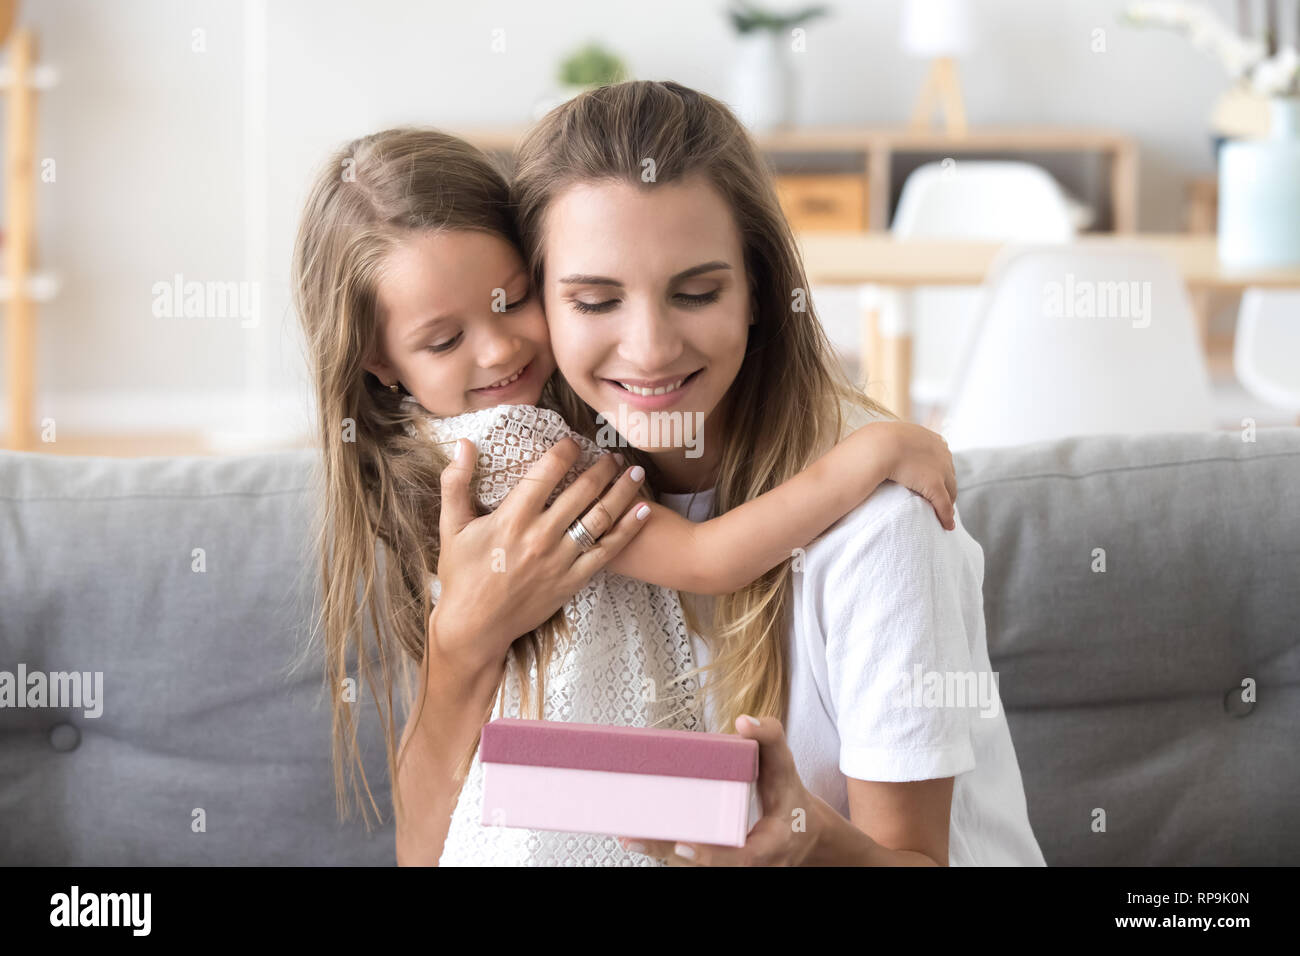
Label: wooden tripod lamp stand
xmin=902 ymin=0 xmax=972 ymax=137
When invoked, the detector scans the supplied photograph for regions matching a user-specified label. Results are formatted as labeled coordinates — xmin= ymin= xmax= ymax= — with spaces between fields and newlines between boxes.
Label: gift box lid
xmin=480 ymin=718 xmax=758 ymax=782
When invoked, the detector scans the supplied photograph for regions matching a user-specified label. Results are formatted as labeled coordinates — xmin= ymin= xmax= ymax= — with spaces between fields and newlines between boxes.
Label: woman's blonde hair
xmin=513 ymin=80 xmax=894 ymax=733
xmin=291 ymin=127 xmax=567 ymax=828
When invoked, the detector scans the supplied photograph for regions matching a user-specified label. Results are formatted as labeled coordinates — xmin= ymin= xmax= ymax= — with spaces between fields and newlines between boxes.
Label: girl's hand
xmin=874 ymin=422 xmax=958 ymax=530
xmin=430 ymin=437 xmax=650 ymax=676
xmin=616 ymin=716 xmax=824 ymax=867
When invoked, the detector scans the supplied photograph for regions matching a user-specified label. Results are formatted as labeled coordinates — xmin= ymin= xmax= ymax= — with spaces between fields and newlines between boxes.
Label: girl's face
xmin=540 ymin=173 xmax=751 ymax=485
xmin=365 ymin=230 xmax=555 ymax=416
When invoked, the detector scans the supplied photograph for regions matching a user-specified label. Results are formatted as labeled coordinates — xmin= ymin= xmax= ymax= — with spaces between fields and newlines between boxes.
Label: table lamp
xmin=901 ymin=0 xmax=972 ymax=136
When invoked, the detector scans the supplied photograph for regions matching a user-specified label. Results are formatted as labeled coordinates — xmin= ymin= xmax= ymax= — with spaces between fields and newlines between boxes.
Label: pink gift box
xmin=480 ymin=718 xmax=762 ymax=848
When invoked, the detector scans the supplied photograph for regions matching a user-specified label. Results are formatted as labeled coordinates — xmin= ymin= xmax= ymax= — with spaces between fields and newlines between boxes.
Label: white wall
xmin=5 ymin=0 xmax=1244 ymax=442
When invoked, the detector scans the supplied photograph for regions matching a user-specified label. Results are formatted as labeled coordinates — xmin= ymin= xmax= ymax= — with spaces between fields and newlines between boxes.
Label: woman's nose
xmin=618 ymin=303 xmax=683 ymax=372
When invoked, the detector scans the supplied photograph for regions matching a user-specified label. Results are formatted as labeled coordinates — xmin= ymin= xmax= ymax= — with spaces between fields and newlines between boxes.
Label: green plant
xmin=726 ymin=0 xmax=829 ymax=34
xmin=558 ymin=42 xmax=629 ymax=87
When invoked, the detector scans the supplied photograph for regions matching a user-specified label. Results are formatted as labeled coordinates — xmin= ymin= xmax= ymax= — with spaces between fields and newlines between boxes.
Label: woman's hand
xmin=873 ymin=422 xmax=958 ymax=530
xmin=617 ymin=716 xmax=825 ymax=867
xmin=430 ymin=437 xmax=650 ymax=677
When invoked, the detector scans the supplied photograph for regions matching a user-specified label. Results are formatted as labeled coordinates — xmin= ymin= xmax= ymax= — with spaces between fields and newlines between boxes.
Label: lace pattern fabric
xmin=402 ymin=400 xmax=704 ymax=866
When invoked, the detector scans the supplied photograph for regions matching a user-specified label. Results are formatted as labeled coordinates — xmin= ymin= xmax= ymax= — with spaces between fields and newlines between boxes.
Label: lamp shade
xmin=900 ymin=0 xmax=973 ymax=57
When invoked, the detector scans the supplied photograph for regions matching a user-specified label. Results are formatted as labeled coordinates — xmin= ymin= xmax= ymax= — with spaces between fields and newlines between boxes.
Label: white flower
xmin=1125 ymin=1 xmax=1192 ymax=26
xmin=1251 ymin=47 xmax=1300 ymax=97
xmin=1124 ymin=1 xmax=1269 ymax=82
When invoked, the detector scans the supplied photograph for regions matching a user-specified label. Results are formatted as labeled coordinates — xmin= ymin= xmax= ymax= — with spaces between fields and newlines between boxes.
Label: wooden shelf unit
xmin=457 ymin=124 xmax=1139 ymax=234
xmin=0 ymin=28 xmax=69 ymax=454
xmin=2 ymin=27 xmax=44 ymax=453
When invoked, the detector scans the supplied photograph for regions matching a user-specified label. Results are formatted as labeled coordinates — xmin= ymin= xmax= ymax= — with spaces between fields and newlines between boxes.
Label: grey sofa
xmin=2 ymin=428 xmax=1297 ymax=865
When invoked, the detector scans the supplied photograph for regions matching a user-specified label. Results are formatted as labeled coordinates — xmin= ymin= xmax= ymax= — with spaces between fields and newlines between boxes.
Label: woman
xmin=407 ymin=80 xmax=1044 ymax=866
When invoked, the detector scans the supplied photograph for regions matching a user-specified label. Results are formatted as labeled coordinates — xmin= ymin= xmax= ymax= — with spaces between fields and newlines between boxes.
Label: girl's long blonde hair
xmin=291 ymin=127 xmax=567 ymax=827
xmin=513 ymin=80 xmax=894 ymax=733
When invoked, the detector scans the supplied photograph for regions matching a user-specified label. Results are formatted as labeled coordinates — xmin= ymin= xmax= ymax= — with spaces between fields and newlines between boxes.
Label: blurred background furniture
xmin=4 ymin=429 xmax=1296 ymax=864
xmin=941 ymin=244 xmax=1214 ymax=450
xmin=901 ymin=0 xmax=972 ymax=136
xmin=1 ymin=0 xmax=1294 ymax=457
xmin=865 ymin=160 xmax=1078 ymax=422
xmin=1 ymin=22 xmax=60 ymax=454
xmin=461 ymin=125 xmax=1139 ymax=235
xmin=798 ymin=232 xmax=1300 ymax=424
xmin=1234 ymin=289 xmax=1300 ymax=417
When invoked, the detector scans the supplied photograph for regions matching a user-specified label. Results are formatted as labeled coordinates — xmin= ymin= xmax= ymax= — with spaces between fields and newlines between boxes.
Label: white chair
xmin=942 ymin=244 xmax=1215 ymax=450
xmin=1233 ymin=289 xmax=1300 ymax=418
xmin=883 ymin=161 xmax=1078 ymax=411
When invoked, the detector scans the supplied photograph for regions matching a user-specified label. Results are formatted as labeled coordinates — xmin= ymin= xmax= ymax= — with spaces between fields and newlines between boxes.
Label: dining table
xmin=794 ymin=232 xmax=1300 ymax=421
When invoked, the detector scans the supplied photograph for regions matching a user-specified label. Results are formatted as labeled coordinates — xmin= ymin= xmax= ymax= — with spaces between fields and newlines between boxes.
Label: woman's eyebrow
xmin=557 ymin=260 xmax=732 ymax=287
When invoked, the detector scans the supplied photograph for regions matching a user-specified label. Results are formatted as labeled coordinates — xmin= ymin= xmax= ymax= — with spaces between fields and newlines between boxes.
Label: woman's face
xmin=365 ymin=230 xmax=555 ymax=417
xmin=540 ymin=172 xmax=751 ymax=487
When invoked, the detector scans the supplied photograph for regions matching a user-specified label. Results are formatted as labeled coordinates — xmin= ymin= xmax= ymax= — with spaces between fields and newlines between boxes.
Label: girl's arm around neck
xmin=606 ymin=421 xmax=954 ymax=595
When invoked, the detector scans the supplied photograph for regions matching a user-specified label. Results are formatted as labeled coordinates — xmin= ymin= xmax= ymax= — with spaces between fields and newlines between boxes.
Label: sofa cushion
xmin=4 ymin=426 xmax=1297 ymax=865
xmin=954 ymin=427 xmax=1300 ymax=865
xmin=0 ymin=449 xmax=395 ymax=864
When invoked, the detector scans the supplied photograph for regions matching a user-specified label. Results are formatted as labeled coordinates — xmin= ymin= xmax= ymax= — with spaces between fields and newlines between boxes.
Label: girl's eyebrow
xmin=405 ymin=314 xmax=453 ymax=344
xmin=557 ymin=260 xmax=732 ymax=287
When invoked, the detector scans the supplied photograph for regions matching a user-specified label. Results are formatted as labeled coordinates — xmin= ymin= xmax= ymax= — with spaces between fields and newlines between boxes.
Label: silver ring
xmin=566 ymin=517 xmax=599 ymax=553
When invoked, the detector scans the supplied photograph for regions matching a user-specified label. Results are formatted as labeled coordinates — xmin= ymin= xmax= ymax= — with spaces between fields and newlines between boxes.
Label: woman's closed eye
xmin=677 ymin=289 xmax=721 ymax=308
xmin=571 ymin=289 xmax=722 ymax=314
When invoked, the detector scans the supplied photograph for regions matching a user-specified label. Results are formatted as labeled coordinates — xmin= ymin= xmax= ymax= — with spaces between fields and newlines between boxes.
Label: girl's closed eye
xmin=502 ymin=288 xmax=532 ymax=311
xmin=427 ymin=332 xmax=462 ymax=353
xmin=425 ymin=287 xmax=532 ymax=352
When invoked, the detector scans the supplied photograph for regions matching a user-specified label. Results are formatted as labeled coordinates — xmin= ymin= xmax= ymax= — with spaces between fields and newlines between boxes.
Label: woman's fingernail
xmin=674 ymin=843 xmax=696 ymax=860
xmin=740 ymin=714 xmax=761 ymax=728
xmin=635 ymin=504 xmax=651 ymax=520
xmin=629 ymin=465 xmax=645 ymax=482
xmin=454 ymin=440 xmax=466 ymax=462
xmin=626 ymin=841 xmax=646 ymax=854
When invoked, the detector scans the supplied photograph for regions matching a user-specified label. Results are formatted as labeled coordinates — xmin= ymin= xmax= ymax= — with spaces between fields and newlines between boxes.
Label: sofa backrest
xmin=954 ymin=427 xmax=1300 ymax=865
xmin=3 ymin=427 xmax=1297 ymax=864
xmin=0 ymin=449 xmax=395 ymax=864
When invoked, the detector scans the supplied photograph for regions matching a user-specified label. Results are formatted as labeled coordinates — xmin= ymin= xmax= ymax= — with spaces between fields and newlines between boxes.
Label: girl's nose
xmin=476 ymin=326 xmax=520 ymax=369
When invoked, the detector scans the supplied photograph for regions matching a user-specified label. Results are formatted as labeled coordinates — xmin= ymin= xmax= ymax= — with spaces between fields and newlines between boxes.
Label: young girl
xmin=291 ymin=126 xmax=957 ymax=865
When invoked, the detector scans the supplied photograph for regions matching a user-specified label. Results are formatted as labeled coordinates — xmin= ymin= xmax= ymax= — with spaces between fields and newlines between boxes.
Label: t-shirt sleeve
xmin=814 ymin=489 xmax=979 ymax=783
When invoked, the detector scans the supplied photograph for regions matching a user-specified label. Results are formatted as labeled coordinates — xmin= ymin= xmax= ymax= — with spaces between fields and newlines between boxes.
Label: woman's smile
xmin=602 ymin=368 xmax=704 ymax=409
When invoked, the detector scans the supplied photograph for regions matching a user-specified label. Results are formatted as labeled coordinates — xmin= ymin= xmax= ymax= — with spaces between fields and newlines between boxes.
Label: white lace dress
xmin=402 ymin=400 xmax=705 ymax=866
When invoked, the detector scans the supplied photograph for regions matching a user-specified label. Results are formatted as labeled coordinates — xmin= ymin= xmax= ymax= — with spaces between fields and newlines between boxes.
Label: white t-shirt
xmin=657 ymin=481 xmax=1046 ymax=867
